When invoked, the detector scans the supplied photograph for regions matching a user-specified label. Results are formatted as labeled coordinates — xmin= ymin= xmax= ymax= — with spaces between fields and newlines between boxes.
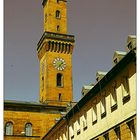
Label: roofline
xmin=4 ymin=100 xmax=67 ymax=112
xmin=66 ymin=50 xmax=136 ymax=119
xmin=42 ymin=116 xmax=66 ymax=140
xmin=42 ymin=49 xmax=136 ymax=139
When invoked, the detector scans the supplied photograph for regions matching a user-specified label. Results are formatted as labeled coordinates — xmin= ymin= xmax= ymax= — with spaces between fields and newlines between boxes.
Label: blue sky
xmin=4 ymin=0 xmax=136 ymax=102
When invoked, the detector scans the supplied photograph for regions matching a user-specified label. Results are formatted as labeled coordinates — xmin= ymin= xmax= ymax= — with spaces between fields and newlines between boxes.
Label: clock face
xmin=53 ymin=57 xmax=66 ymax=71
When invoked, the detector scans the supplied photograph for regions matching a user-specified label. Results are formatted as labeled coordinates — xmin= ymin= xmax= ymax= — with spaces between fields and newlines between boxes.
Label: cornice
xmin=4 ymin=100 xmax=67 ymax=113
xmin=37 ymin=32 xmax=75 ymax=51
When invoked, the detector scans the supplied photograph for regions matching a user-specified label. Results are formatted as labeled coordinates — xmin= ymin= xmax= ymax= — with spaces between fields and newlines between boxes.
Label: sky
xmin=4 ymin=0 xmax=136 ymax=102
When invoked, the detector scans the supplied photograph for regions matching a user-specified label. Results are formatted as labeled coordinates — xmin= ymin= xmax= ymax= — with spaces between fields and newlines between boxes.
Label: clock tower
xmin=37 ymin=0 xmax=75 ymax=106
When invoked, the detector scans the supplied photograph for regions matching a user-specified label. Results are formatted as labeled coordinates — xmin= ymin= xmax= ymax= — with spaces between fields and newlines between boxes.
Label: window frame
xmin=110 ymin=82 xmax=118 ymax=112
xmin=121 ymin=76 xmax=130 ymax=104
xmin=69 ymin=124 xmax=74 ymax=139
xmin=82 ymin=111 xmax=87 ymax=130
xmin=56 ymin=73 xmax=63 ymax=87
xmin=5 ymin=122 xmax=13 ymax=136
xmin=75 ymin=118 xmax=81 ymax=135
xmin=100 ymin=93 xmax=106 ymax=119
xmin=92 ymin=105 xmax=97 ymax=125
xmin=25 ymin=123 xmax=32 ymax=136
xmin=56 ymin=10 xmax=61 ymax=19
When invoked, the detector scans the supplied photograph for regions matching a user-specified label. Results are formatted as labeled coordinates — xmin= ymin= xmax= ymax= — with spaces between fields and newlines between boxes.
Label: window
xmin=57 ymin=25 xmax=60 ymax=31
xmin=56 ymin=10 xmax=61 ymax=19
xmin=82 ymin=111 xmax=87 ymax=130
xmin=110 ymin=82 xmax=117 ymax=111
xmin=103 ymin=133 xmax=109 ymax=140
xmin=128 ymin=42 xmax=133 ymax=50
xmin=57 ymin=73 xmax=63 ymax=87
xmin=114 ymin=127 xmax=121 ymax=140
xmin=5 ymin=122 xmax=13 ymax=135
xmin=121 ymin=76 xmax=130 ymax=103
xmin=69 ymin=125 xmax=74 ymax=139
xmin=114 ymin=58 xmax=118 ymax=64
xmin=100 ymin=95 xmax=106 ymax=118
xmin=59 ymin=93 xmax=62 ymax=101
xmin=57 ymin=0 xmax=59 ymax=4
xmin=25 ymin=123 xmax=32 ymax=136
xmin=75 ymin=119 xmax=80 ymax=135
xmin=92 ymin=106 xmax=97 ymax=124
xmin=127 ymin=120 xmax=136 ymax=140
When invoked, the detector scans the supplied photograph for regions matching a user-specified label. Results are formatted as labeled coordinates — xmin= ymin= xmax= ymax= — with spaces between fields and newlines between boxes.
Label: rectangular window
xmin=82 ymin=112 xmax=87 ymax=130
xmin=58 ymin=93 xmax=62 ymax=101
xmin=69 ymin=125 xmax=74 ymax=139
xmin=92 ymin=105 xmax=97 ymax=124
xmin=110 ymin=83 xmax=117 ymax=112
xmin=121 ymin=76 xmax=130 ymax=103
xmin=75 ymin=119 xmax=80 ymax=135
xmin=100 ymin=96 xmax=106 ymax=118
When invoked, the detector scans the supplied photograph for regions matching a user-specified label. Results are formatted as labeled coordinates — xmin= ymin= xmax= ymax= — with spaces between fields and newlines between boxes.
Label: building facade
xmin=42 ymin=36 xmax=136 ymax=140
xmin=4 ymin=0 xmax=75 ymax=139
xmin=4 ymin=0 xmax=136 ymax=140
xmin=4 ymin=101 xmax=66 ymax=140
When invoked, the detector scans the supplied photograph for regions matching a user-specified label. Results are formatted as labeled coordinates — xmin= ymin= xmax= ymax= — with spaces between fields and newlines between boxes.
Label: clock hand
xmin=59 ymin=62 xmax=63 ymax=67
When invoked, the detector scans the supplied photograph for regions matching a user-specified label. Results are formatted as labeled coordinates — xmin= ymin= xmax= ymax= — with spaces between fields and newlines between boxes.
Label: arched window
xmin=57 ymin=73 xmax=63 ymax=87
xmin=25 ymin=123 xmax=32 ymax=136
xmin=56 ymin=10 xmax=60 ymax=19
xmin=5 ymin=122 xmax=13 ymax=135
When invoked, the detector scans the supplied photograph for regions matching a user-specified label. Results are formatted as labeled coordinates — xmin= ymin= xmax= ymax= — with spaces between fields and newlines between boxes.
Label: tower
xmin=37 ymin=0 xmax=75 ymax=106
